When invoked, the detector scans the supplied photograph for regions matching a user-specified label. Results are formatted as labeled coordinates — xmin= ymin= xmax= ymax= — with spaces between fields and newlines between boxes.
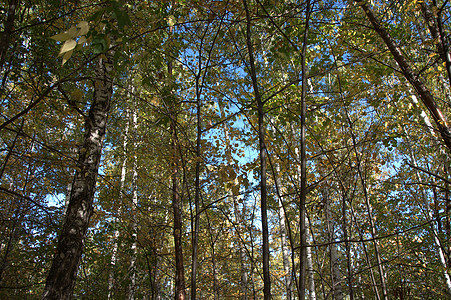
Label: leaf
xmin=50 ymin=32 xmax=71 ymax=42
xmin=59 ymin=39 xmax=77 ymax=55
xmin=78 ymin=36 xmax=87 ymax=45
xmin=71 ymin=89 xmax=83 ymax=101
xmin=75 ymin=36 xmax=87 ymax=51
xmin=62 ymin=50 xmax=73 ymax=65
xmin=168 ymin=15 xmax=176 ymax=27
xmin=231 ymin=185 xmax=240 ymax=196
xmin=77 ymin=21 xmax=89 ymax=36
xmin=67 ymin=27 xmax=78 ymax=38
xmin=92 ymin=35 xmax=107 ymax=54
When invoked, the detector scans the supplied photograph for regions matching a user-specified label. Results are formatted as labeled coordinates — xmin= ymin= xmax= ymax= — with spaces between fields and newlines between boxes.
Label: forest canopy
xmin=0 ymin=0 xmax=450 ymax=299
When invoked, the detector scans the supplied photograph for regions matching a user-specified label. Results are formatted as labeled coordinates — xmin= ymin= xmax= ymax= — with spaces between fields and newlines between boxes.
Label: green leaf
xmin=116 ymin=11 xmax=131 ymax=29
xmin=92 ymin=35 xmax=107 ymax=54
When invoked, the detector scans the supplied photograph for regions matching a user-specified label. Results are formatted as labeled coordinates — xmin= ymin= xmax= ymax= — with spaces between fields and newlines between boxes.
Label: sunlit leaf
xmin=50 ymin=32 xmax=71 ymax=41
xmin=59 ymin=39 xmax=77 ymax=55
xmin=77 ymin=21 xmax=89 ymax=35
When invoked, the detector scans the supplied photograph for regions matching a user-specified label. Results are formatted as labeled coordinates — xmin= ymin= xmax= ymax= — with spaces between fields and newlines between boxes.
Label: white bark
xmin=324 ymin=190 xmax=344 ymax=300
xmin=275 ymin=163 xmax=293 ymax=300
xmin=305 ymin=216 xmax=316 ymax=300
xmin=127 ymin=105 xmax=139 ymax=300
xmin=108 ymin=109 xmax=130 ymax=300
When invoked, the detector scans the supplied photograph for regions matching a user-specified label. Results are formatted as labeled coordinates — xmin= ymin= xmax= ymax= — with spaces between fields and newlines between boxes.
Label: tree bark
xmin=299 ymin=1 xmax=311 ymax=298
xmin=0 ymin=0 xmax=18 ymax=76
xmin=242 ymin=0 xmax=270 ymax=298
xmin=42 ymin=52 xmax=113 ymax=300
xmin=341 ymin=191 xmax=354 ymax=300
xmin=324 ymin=189 xmax=344 ymax=300
xmin=167 ymin=46 xmax=186 ymax=300
xmin=274 ymin=163 xmax=293 ymax=300
xmin=190 ymin=39 xmax=203 ymax=300
xmin=172 ymin=118 xmax=185 ymax=300
xmin=108 ymin=108 xmax=130 ymax=300
xmin=127 ymin=106 xmax=138 ymax=300
xmin=305 ymin=216 xmax=316 ymax=300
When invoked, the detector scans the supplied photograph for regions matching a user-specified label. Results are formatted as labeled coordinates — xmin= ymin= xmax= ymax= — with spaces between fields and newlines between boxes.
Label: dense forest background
xmin=0 ymin=0 xmax=450 ymax=299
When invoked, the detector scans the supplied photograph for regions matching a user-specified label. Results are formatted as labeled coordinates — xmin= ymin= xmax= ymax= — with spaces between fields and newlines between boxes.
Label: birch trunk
xmin=273 ymin=161 xmax=294 ymax=300
xmin=108 ymin=108 xmax=130 ymax=300
xmin=324 ymin=189 xmax=344 ymax=300
xmin=234 ymin=199 xmax=248 ymax=300
xmin=299 ymin=1 xmax=312 ymax=297
xmin=305 ymin=216 xmax=316 ymax=300
xmin=127 ymin=106 xmax=138 ymax=300
xmin=42 ymin=52 xmax=113 ymax=300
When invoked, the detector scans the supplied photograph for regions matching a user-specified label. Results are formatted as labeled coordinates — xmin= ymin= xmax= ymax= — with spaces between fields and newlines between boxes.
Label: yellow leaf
xmin=78 ymin=36 xmax=87 ymax=45
xmin=71 ymin=89 xmax=83 ymax=101
xmin=77 ymin=21 xmax=89 ymax=36
xmin=231 ymin=185 xmax=240 ymax=196
xmin=59 ymin=39 xmax=77 ymax=55
xmin=168 ymin=15 xmax=176 ymax=27
xmin=50 ymin=32 xmax=71 ymax=41
xmin=62 ymin=50 xmax=73 ymax=65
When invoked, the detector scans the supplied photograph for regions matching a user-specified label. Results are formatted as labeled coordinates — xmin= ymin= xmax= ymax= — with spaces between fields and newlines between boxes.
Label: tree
xmin=1 ymin=0 xmax=451 ymax=298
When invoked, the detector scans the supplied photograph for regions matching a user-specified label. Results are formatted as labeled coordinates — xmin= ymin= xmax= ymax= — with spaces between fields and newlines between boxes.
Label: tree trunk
xmin=167 ymin=49 xmax=186 ymax=300
xmin=242 ymin=0 xmax=270 ymax=298
xmin=271 ymin=160 xmax=294 ymax=300
xmin=0 ymin=0 xmax=18 ymax=76
xmin=275 ymin=164 xmax=293 ymax=300
xmin=205 ymin=208 xmax=220 ymax=300
xmin=340 ymin=190 xmax=354 ymax=300
xmin=42 ymin=52 xmax=113 ymax=300
xmin=0 ymin=138 xmax=34 ymax=285
xmin=190 ymin=43 xmax=203 ymax=300
xmin=127 ymin=106 xmax=138 ymax=300
xmin=299 ymin=1 xmax=311 ymax=298
xmin=305 ymin=215 xmax=316 ymax=300
xmin=172 ymin=120 xmax=185 ymax=300
xmin=108 ymin=108 xmax=130 ymax=300
xmin=324 ymin=189 xmax=344 ymax=300
xmin=444 ymin=161 xmax=451 ymax=270
xmin=221 ymin=100 xmax=248 ymax=300
xmin=234 ymin=199 xmax=248 ymax=300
